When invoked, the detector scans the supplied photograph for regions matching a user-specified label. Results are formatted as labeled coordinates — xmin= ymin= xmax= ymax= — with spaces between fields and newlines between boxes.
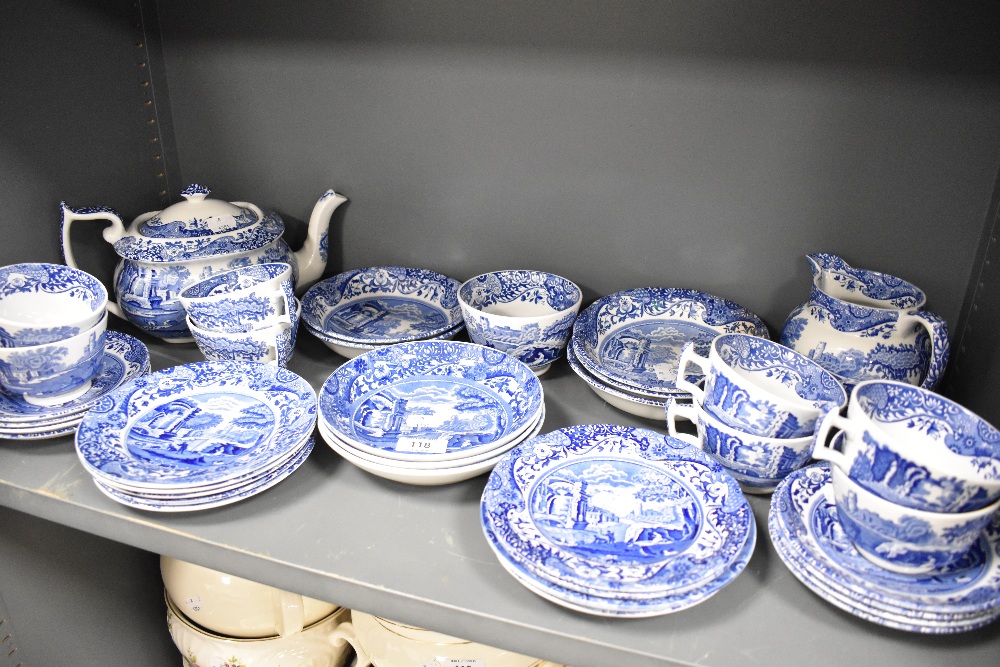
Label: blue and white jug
xmin=779 ymin=253 xmax=949 ymax=390
xmin=60 ymin=184 xmax=347 ymax=342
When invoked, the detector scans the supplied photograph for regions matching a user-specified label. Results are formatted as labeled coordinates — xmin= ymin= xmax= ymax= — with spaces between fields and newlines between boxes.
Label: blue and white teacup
xmin=0 ymin=310 xmax=107 ymax=405
xmin=458 ymin=270 xmax=582 ymax=376
xmin=187 ymin=297 xmax=299 ymax=367
xmin=813 ymin=379 xmax=1000 ymax=513
xmin=676 ymin=334 xmax=847 ymax=439
xmin=0 ymin=263 xmax=107 ymax=347
xmin=666 ymin=400 xmax=815 ymax=493
xmin=179 ymin=262 xmax=293 ymax=333
xmin=829 ymin=453 xmax=1000 ymax=574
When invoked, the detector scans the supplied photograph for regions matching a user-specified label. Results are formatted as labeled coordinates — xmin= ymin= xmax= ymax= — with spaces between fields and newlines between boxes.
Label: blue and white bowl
xmin=667 ymin=399 xmax=815 ymax=493
xmin=676 ymin=333 xmax=847 ymax=439
xmin=458 ymin=270 xmax=581 ymax=376
xmin=829 ymin=455 xmax=1000 ymax=574
xmin=813 ymin=380 xmax=1000 ymax=513
xmin=0 ymin=263 xmax=107 ymax=347
xmin=0 ymin=310 xmax=107 ymax=406
xmin=302 ymin=266 xmax=463 ymax=345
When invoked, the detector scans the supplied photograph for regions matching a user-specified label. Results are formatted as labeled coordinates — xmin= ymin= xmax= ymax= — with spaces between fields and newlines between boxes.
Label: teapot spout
xmin=294 ymin=189 xmax=348 ymax=295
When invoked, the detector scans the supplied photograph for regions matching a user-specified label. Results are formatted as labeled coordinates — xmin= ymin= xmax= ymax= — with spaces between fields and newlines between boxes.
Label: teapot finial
xmin=180 ymin=184 xmax=211 ymax=201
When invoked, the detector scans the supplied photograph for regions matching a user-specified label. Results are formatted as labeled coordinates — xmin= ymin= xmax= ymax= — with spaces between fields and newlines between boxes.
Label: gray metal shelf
xmin=0 ymin=328 xmax=997 ymax=667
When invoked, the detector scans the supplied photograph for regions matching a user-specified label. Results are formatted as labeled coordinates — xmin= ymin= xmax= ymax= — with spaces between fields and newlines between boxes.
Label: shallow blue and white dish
xmin=0 ymin=331 xmax=149 ymax=424
xmin=571 ymin=288 xmax=768 ymax=394
xmin=565 ymin=338 xmax=672 ymax=420
xmin=302 ymin=267 xmax=463 ymax=345
xmin=318 ymin=341 xmax=543 ymax=462
xmin=76 ymin=360 xmax=316 ymax=489
xmin=769 ymin=463 xmax=1000 ymax=622
xmin=91 ymin=436 xmax=314 ymax=512
xmin=485 ymin=513 xmax=756 ymax=617
xmin=305 ymin=319 xmax=465 ymax=359
xmin=481 ymin=423 xmax=753 ymax=605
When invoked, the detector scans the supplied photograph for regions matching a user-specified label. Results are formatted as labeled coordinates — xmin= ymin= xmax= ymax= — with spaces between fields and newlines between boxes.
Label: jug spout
xmin=294 ymin=189 xmax=348 ymax=295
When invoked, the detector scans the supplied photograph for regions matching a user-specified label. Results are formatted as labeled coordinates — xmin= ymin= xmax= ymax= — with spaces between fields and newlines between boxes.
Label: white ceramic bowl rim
xmin=0 ymin=262 xmax=108 ymax=327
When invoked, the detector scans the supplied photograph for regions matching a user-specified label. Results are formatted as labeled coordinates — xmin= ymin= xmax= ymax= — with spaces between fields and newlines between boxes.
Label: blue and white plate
xmin=318 ymin=341 xmax=544 ymax=462
xmin=92 ymin=436 xmax=314 ymax=512
xmin=769 ymin=463 xmax=1000 ymax=625
xmin=487 ymin=514 xmax=756 ymax=617
xmin=76 ymin=361 xmax=316 ymax=490
xmin=305 ymin=320 xmax=466 ymax=359
xmin=302 ymin=267 xmax=463 ymax=345
xmin=571 ymin=289 xmax=768 ymax=394
xmin=565 ymin=339 xmax=673 ymax=420
xmin=482 ymin=424 xmax=753 ymax=609
xmin=0 ymin=331 xmax=150 ymax=425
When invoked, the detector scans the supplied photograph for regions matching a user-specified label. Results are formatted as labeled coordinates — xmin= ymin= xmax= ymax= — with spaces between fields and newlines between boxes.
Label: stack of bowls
xmin=301 ymin=266 xmax=464 ymax=358
xmin=666 ymin=333 xmax=848 ymax=493
xmin=811 ymin=380 xmax=1000 ymax=574
xmin=330 ymin=610 xmax=564 ymax=667
xmin=162 ymin=556 xmax=351 ymax=666
xmin=458 ymin=269 xmax=582 ymax=376
xmin=180 ymin=262 xmax=299 ymax=367
xmin=316 ymin=340 xmax=544 ymax=485
xmin=0 ymin=263 xmax=110 ymax=410
xmin=567 ymin=288 xmax=770 ymax=420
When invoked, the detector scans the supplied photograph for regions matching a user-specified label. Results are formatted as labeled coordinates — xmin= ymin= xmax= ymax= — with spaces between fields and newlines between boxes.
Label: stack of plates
xmin=481 ymin=423 xmax=756 ymax=617
xmin=75 ymin=360 xmax=317 ymax=512
xmin=567 ymin=288 xmax=768 ymax=419
xmin=301 ymin=266 xmax=465 ymax=358
xmin=769 ymin=463 xmax=1000 ymax=633
xmin=0 ymin=331 xmax=149 ymax=440
xmin=317 ymin=340 xmax=544 ymax=486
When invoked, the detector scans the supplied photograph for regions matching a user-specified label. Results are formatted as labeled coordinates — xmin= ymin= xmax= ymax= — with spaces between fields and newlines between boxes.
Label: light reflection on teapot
xmin=60 ymin=184 xmax=347 ymax=342
xmin=779 ymin=253 xmax=949 ymax=391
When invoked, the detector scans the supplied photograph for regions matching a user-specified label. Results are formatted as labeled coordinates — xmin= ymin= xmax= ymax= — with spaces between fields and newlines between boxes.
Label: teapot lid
xmin=138 ymin=184 xmax=259 ymax=239
xmin=112 ymin=184 xmax=284 ymax=262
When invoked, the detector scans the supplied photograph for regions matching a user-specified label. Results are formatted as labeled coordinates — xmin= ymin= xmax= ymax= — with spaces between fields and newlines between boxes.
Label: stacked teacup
xmin=666 ymin=333 xmax=848 ymax=493
xmin=0 ymin=263 xmax=108 ymax=407
xmin=161 ymin=556 xmax=352 ymax=666
xmin=813 ymin=380 xmax=1000 ymax=574
xmin=180 ymin=262 xmax=300 ymax=367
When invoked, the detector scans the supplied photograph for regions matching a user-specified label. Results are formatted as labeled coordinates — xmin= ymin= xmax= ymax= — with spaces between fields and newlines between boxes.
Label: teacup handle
xmin=675 ymin=342 xmax=709 ymax=403
xmin=665 ymin=400 xmax=703 ymax=449
xmin=59 ymin=202 xmax=126 ymax=321
xmin=274 ymin=589 xmax=305 ymax=638
xmin=328 ymin=621 xmax=372 ymax=667
xmin=810 ymin=409 xmax=854 ymax=470
xmin=904 ymin=310 xmax=950 ymax=391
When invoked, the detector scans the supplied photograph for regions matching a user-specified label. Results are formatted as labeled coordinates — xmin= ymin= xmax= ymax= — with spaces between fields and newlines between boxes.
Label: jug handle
xmin=905 ymin=310 xmax=951 ymax=391
xmin=59 ymin=202 xmax=126 ymax=320
xmin=665 ymin=400 xmax=703 ymax=450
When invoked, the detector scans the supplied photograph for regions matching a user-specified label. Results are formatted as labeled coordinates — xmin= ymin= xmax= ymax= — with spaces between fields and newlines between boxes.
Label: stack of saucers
xmin=0 ymin=331 xmax=149 ymax=440
xmin=769 ymin=463 xmax=1000 ymax=633
xmin=481 ymin=423 xmax=756 ymax=617
xmin=317 ymin=340 xmax=544 ymax=485
xmin=567 ymin=288 xmax=768 ymax=419
xmin=74 ymin=360 xmax=316 ymax=511
xmin=301 ymin=266 xmax=465 ymax=358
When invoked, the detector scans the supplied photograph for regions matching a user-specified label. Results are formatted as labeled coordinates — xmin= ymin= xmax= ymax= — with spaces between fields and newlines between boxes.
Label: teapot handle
xmin=905 ymin=310 xmax=951 ymax=390
xmin=59 ymin=202 xmax=126 ymax=320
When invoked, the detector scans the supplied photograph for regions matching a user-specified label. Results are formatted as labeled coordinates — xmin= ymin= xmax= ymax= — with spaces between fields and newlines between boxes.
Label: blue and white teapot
xmin=779 ymin=253 xmax=950 ymax=390
xmin=60 ymin=184 xmax=347 ymax=342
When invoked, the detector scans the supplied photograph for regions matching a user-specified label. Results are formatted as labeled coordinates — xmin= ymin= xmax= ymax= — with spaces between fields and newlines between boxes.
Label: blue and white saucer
xmin=76 ymin=360 xmax=316 ymax=490
xmin=769 ymin=463 xmax=1000 ymax=632
xmin=571 ymin=289 xmax=768 ymax=395
xmin=481 ymin=424 xmax=753 ymax=615
xmin=0 ymin=331 xmax=150 ymax=426
xmin=301 ymin=266 xmax=463 ymax=345
xmin=319 ymin=341 xmax=543 ymax=462
xmin=92 ymin=436 xmax=314 ymax=512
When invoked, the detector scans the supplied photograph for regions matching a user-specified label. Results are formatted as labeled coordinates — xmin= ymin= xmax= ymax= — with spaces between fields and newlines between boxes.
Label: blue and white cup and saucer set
xmin=0 ymin=262 xmax=152 ymax=440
